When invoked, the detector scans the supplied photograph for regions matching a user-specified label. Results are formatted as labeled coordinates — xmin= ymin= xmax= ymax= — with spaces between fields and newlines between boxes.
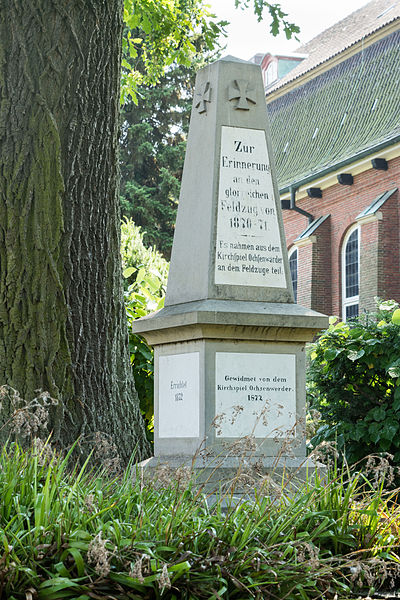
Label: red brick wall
xmin=296 ymin=242 xmax=313 ymax=308
xmin=282 ymin=155 xmax=400 ymax=318
xmin=312 ymin=217 xmax=332 ymax=315
xmin=380 ymin=191 xmax=400 ymax=302
xmin=359 ymin=220 xmax=379 ymax=313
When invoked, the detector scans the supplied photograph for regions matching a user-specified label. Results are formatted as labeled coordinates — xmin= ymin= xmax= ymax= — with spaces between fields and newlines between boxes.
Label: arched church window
xmin=342 ymin=226 xmax=359 ymax=320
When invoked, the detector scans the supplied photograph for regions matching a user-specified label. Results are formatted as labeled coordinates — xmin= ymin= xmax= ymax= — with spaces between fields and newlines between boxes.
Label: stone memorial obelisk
xmin=134 ymin=56 xmax=328 ymax=485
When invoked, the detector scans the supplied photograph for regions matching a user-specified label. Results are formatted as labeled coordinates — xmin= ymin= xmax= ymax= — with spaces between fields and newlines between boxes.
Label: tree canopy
xmin=121 ymin=0 xmax=299 ymax=102
xmin=120 ymin=62 xmax=192 ymax=257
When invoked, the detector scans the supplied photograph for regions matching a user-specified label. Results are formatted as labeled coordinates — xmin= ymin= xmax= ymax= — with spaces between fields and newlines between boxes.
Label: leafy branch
xmin=122 ymin=0 xmax=299 ymax=103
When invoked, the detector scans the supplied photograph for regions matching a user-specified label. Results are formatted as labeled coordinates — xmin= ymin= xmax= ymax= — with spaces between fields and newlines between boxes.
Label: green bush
xmin=121 ymin=218 xmax=169 ymax=441
xmin=308 ymin=300 xmax=400 ymax=465
xmin=1 ymin=440 xmax=400 ymax=599
xmin=121 ymin=217 xmax=169 ymax=290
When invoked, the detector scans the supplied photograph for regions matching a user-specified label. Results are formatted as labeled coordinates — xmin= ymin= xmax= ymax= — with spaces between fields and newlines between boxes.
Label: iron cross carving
xmin=228 ymin=79 xmax=257 ymax=110
xmin=194 ymin=81 xmax=212 ymax=114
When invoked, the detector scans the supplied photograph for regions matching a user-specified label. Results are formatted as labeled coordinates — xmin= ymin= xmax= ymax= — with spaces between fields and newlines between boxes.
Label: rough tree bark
xmin=0 ymin=0 xmax=151 ymax=461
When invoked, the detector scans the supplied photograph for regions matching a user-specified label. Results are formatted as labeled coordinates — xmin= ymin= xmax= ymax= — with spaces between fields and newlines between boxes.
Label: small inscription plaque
xmin=215 ymin=352 xmax=296 ymax=438
xmin=159 ymin=352 xmax=200 ymax=438
xmin=215 ymin=126 xmax=286 ymax=287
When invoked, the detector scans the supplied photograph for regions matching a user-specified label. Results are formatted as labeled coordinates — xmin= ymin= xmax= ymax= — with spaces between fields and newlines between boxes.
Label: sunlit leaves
xmin=308 ymin=301 xmax=400 ymax=467
xmin=121 ymin=0 xmax=299 ymax=103
xmin=121 ymin=219 xmax=169 ymax=438
xmin=122 ymin=0 xmax=226 ymax=103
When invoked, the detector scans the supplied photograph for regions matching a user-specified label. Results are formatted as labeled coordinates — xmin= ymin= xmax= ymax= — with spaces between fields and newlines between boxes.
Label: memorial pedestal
xmin=133 ymin=300 xmax=328 ymax=493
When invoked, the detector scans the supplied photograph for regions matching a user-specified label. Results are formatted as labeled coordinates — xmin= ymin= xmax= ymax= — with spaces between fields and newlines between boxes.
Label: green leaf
xmin=392 ymin=309 xmax=400 ymax=325
xmin=109 ymin=571 xmax=157 ymax=589
xmin=350 ymin=423 xmax=366 ymax=441
xmin=141 ymin=15 xmax=151 ymax=34
xmin=135 ymin=268 xmax=146 ymax=286
xmin=388 ymin=366 xmax=400 ymax=378
xmin=54 ymin=562 xmax=70 ymax=577
xmin=38 ymin=577 xmax=86 ymax=600
xmin=349 ymin=328 xmax=364 ymax=339
xmin=208 ymin=586 xmax=228 ymax=600
xmin=365 ymin=338 xmax=380 ymax=345
xmin=168 ymin=560 xmax=191 ymax=574
xmin=368 ymin=422 xmax=382 ymax=443
xmin=60 ymin=547 xmax=85 ymax=577
xmin=324 ymin=348 xmax=339 ymax=361
xmin=144 ymin=274 xmax=161 ymax=293
xmin=369 ymin=406 xmax=386 ymax=422
xmin=347 ymin=349 xmax=365 ymax=361
xmin=393 ymin=387 xmax=400 ymax=411
xmin=123 ymin=267 xmax=136 ymax=279
xmin=381 ymin=421 xmax=398 ymax=441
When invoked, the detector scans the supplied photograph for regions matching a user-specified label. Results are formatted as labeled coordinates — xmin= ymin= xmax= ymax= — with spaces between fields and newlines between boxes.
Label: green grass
xmin=1 ymin=441 xmax=399 ymax=599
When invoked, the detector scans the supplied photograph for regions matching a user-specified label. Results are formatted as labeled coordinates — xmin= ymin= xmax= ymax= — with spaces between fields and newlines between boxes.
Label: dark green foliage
xmin=124 ymin=268 xmax=165 ymax=442
xmin=308 ymin=300 xmax=400 ymax=465
xmin=119 ymin=45 xmax=218 ymax=258
xmin=119 ymin=63 xmax=191 ymax=259
xmin=1 ymin=441 xmax=399 ymax=599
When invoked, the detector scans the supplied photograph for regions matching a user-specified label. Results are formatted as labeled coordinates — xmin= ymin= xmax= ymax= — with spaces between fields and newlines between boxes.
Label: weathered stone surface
xmin=165 ymin=55 xmax=293 ymax=305
xmin=133 ymin=299 xmax=328 ymax=344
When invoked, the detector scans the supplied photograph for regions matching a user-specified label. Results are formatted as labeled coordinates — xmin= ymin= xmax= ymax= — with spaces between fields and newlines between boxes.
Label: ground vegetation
xmin=0 ymin=437 xmax=399 ymax=600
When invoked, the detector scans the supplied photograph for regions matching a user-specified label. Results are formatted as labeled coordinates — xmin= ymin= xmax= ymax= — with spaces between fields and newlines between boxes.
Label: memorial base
xmin=133 ymin=299 xmax=328 ymax=463
xmin=138 ymin=454 xmax=327 ymax=500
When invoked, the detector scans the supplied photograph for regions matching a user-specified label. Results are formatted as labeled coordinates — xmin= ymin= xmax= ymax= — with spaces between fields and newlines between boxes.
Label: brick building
xmin=258 ymin=0 xmax=400 ymax=319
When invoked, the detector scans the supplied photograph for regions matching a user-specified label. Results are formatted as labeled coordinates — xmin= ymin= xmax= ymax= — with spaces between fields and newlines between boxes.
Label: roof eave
xmin=278 ymin=135 xmax=400 ymax=195
xmin=267 ymin=17 xmax=400 ymax=100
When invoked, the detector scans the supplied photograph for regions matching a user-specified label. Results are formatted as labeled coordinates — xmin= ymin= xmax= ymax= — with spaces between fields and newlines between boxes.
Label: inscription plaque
xmin=215 ymin=352 xmax=296 ymax=438
xmin=215 ymin=126 xmax=285 ymax=288
xmin=159 ymin=352 xmax=200 ymax=438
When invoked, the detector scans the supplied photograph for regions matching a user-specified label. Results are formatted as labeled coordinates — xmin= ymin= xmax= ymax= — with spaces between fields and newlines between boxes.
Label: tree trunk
xmin=0 ymin=0 xmax=151 ymax=462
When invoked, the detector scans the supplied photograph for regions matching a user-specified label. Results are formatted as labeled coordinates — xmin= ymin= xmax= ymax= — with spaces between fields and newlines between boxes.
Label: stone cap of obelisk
xmin=165 ymin=55 xmax=293 ymax=306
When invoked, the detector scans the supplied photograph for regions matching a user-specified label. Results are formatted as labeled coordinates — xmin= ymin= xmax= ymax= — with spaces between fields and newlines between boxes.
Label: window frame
xmin=341 ymin=224 xmax=360 ymax=321
xmin=265 ymin=60 xmax=278 ymax=86
xmin=288 ymin=246 xmax=298 ymax=303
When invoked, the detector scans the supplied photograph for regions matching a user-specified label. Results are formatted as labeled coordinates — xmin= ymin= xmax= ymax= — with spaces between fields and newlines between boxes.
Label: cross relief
xmin=194 ymin=81 xmax=212 ymax=114
xmin=228 ymin=79 xmax=257 ymax=110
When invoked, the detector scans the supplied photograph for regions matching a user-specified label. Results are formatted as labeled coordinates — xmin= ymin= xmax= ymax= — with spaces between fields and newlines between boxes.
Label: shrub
xmin=121 ymin=218 xmax=169 ymax=441
xmin=308 ymin=300 xmax=400 ymax=466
